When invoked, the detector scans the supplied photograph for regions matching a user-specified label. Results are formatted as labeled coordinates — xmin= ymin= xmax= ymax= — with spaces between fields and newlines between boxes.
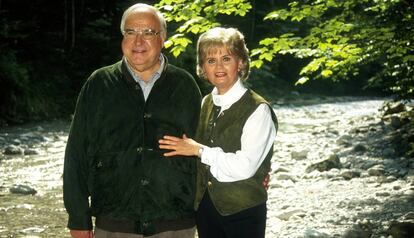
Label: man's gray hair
xmin=120 ymin=3 xmax=167 ymax=39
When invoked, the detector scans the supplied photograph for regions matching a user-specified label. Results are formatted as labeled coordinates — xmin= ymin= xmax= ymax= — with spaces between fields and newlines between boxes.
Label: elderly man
xmin=63 ymin=3 xmax=201 ymax=238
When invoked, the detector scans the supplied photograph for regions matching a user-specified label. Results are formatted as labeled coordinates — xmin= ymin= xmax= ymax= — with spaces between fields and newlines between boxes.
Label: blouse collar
xmin=211 ymin=79 xmax=247 ymax=110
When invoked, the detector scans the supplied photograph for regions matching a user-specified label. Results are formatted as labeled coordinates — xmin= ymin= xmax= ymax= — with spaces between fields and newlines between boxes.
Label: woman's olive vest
xmin=194 ymin=90 xmax=278 ymax=216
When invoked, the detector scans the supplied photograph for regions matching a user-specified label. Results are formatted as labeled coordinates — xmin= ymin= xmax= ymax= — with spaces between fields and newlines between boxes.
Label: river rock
xmin=402 ymin=212 xmax=414 ymax=220
xmin=340 ymin=169 xmax=361 ymax=180
xmin=390 ymin=115 xmax=404 ymax=128
xmin=353 ymin=144 xmax=367 ymax=153
xmin=305 ymin=154 xmax=341 ymax=173
xmin=383 ymin=102 xmax=406 ymax=116
xmin=342 ymin=228 xmax=372 ymax=238
xmin=303 ymin=228 xmax=330 ymax=238
xmin=275 ymin=172 xmax=298 ymax=182
xmin=336 ymin=135 xmax=352 ymax=146
xmin=9 ymin=184 xmax=37 ymax=195
xmin=386 ymin=221 xmax=414 ymax=238
xmin=20 ymin=226 xmax=45 ymax=234
xmin=382 ymin=147 xmax=395 ymax=157
xmin=24 ymin=148 xmax=40 ymax=155
xmin=4 ymin=145 xmax=24 ymax=155
xmin=276 ymin=208 xmax=306 ymax=220
xmin=367 ymin=165 xmax=386 ymax=176
xmin=291 ymin=149 xmax=309 ymax=160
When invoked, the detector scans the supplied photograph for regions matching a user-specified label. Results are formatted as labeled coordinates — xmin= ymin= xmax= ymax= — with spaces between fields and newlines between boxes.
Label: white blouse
xmin=200 ymin=79 xmax=277 ymax=182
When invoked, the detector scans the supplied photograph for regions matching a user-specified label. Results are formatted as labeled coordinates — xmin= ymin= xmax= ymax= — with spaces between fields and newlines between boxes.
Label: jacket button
xmin=208 ymin=181 xmax=212 ymax=187
xmin=210 ymin=139 xmax=214 ymax=143
xmin=141 ymin=179 xmax=149 ymax=186
xmin=137 ymin=147 xmax=143 ymax=153
xmin=97 ymin=161 xmax=103 ymax=168
xmin=143 ymin=113 xmax=152 ymax=119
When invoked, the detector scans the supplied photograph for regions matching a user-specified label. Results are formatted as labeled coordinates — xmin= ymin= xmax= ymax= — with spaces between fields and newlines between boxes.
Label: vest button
xmin=137 ymin=147 xmax=143 ymax=153
xmin=208 ymin=181 xmax=212 ymax=187
xmin=210 ymin=139 xmax=214 ymax=143
xmin=135 ymin=85 xmax=140 ymax=90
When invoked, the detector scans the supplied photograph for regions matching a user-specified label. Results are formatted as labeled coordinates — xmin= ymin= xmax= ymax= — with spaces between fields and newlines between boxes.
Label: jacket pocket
xmin=88 ymin=152 xmax=120 ymax=214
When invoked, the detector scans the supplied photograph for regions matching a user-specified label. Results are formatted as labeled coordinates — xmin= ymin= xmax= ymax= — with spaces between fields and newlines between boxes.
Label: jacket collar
xmin=120 ymin=54 xmax=169 ymax=84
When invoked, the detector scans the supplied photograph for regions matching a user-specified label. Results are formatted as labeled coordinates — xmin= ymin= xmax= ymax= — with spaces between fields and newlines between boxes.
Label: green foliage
xmin=81 ymin=17 xmax=112 ymax=42
xmin=1 ymin=0 xmax=412 ymax=125
xmin=0 ymin=0 xmax=124 ymax=124
xmin=158 ymin=0 xmax=414 ymax=99
xmin=0 ymin=48 xmax=29 ymax=123
xmin=252 ymin=0 xmax=414 ymax=98
xmin=156 ymin=0 xmax=252 ymax=56
xmin=0 ymin=48 xmax=63 ymax=123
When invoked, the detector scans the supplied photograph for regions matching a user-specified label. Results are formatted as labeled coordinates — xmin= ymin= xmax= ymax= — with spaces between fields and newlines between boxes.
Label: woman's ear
xmin=238 ymin=60 xmax=243 ymax=72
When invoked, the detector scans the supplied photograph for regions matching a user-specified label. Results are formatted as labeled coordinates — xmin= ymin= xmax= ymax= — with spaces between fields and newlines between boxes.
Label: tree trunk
xmin=71 ymin=0 xmax=75 ymax=50
xmin=64 ymin=0 xmax=68 ymax=45
xmin=250 ymin=0 xmax=256 ymax=43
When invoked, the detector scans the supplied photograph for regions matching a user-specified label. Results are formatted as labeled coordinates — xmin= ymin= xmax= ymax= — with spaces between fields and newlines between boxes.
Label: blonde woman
xmin=159 ymin=27 xmax=277 ymax=238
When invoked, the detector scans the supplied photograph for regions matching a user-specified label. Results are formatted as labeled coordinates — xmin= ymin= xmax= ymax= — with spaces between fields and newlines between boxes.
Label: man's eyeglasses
xmin=122 ymin=28 xmax=163 ymax=40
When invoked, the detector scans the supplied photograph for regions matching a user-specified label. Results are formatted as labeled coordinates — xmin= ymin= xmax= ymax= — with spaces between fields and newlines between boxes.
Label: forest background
xmin=0 ymin=0 xmax=413 ymax=125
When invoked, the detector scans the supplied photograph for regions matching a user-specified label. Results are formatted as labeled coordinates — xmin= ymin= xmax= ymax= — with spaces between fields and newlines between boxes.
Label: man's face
xmin=121 ymin=10 xmax=164 ymax=76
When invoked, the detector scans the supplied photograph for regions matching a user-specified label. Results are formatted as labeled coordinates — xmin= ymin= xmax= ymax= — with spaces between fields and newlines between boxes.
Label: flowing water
xmin=0 ymin=120 xmax=69 ymax=237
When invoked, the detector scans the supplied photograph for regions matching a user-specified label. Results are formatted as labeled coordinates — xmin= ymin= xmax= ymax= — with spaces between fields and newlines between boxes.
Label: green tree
xmin=157 ymin=0 xmax=252 ymax=57
xmin=157 ymin=0 xmax=414 ymax=99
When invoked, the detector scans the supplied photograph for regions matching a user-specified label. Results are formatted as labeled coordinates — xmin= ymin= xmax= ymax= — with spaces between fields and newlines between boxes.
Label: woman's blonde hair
xmin=196 ymin=27 xmax=250 ymax=81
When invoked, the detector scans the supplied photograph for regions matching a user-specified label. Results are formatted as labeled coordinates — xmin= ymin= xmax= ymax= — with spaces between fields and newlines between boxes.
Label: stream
xmin=1 ymin=96 xmax=413 ymax=238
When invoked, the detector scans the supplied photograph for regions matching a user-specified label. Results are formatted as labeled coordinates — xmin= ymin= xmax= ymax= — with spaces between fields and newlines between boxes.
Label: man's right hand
xmin=70 ymin=230 xmax=93 ymax=238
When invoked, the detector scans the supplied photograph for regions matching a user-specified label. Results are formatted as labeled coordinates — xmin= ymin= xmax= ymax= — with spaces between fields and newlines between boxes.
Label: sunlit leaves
xmin=300 ymin=57 xmax=325 ymax=75
xmin=264 ymin=10 xmax=289 ymax=21
xmin=257 ymin=0 xmax=413 ymax=97
xmin=164 ymin=34 xmax=192 ymax=57
xmin=157 ymin=0 xmax=251 ymax=56
xmin=250 ymin=34 xmax=297 ymax=69
xmin=158 ymin=0 xmax=414 ymax=98
xmin=404 ymin=55 xmax=414 ymax=62
xmin=321 ymin=69 xmax=333 ymax=78
xmin=295 ymin=76 xmax=309 ymax=85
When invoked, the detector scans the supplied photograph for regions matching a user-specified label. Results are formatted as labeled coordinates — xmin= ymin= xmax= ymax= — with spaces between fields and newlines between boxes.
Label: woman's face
xmin=202 ymin=46 xmax=242 ymax=95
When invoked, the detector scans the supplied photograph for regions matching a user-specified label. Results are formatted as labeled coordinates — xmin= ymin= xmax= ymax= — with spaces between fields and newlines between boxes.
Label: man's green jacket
xmin=63 ymin=57 xmax=201 ymax=235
